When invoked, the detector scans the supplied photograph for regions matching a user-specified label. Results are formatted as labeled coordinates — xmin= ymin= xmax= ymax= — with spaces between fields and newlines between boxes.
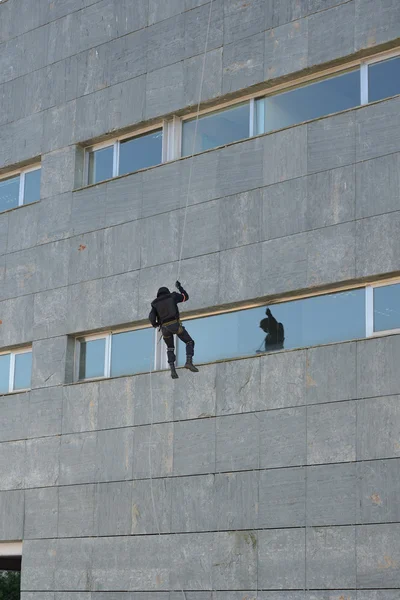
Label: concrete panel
xmin=307 ymin=463 xmax=356 ymax=526
xmin=223 ymin=0 xmax=266 ymax=44
xmin=356 ymin=97 xmax=400 ymax=162
xmin=219 ymin=188 xmax=262 ymax=251
xmin=218 ymin=137 xmax=264 ymax=198
xmin=355 ymin=0 xmax=400 ymax=49
xmin=258 ymin=528 xmax=305 ymax=589
xmin=67 ymin=278 xmax=104 ymax=333
xmin=59 ymin=431 xmax=98 ymax=485
xmin=260 ymin=349 xmax=306 ymax=410
xmin=184 ymin=48 xmax=223 ymax=107
xmin=357 ymin=336 xmax=400 ymax=399
xmin=173 ymin=418 xmax=215 ymax=475
xmin=132 ymin=422 xmax=173 ymax=478
xmin=58 ymin=484 xmax=96 ymax=537
xmin=97 ymin=376 xmax=135 ymax=430
xmin=0 ymin=293 xmax=34 ymax=348
xmin=0 ymin=392 xmax=27 ymax=442
xmin=267 ymin=0 xmax=308 ymax=28
xmin=212 ymin=531 xmax=257 ymax=589
xmin=261 ymin=177 xmax=308 ymax=241
xmin=177 ymin=252 xmax=221 ymax=312
xmin=7 ymin=203 xmax=38 ymax=253
xmin=134 ymin=370 xmax=174 ymax=426
xmin=103 ymin=221 xmax=141 ymax=277
xmin=356 ymin=153 xmax=400 ymax=219
xmin=261 ymin=232 xmax=308 ymax=295
xmin=216 ymin=412 xmax=259 ymax=471
xmin=140 ymin=211 xmax=180 ymax=269
xmin=96 ymin=481 xmax=132 ymax=536
xmin=308 ymin=112 xmax=356 ymax=174
xmin=182 ymin=150 xmax=219 ymax=207
xmin=0 ymin=489 xmax=24 ymax=540
xmin=131 ymin=478 xmax=171 ymax=534
xmin=108 ymin=77 xmax=146 ymax=133
xmin=263 ymin=125 xmax=308 ymax=186
xmin=42 ymin=101 xmax=76 ymax=154
xmin=307 ymin=401 xmax=357 ymax=464
xmin=306 ymin=526 xmax=356 ymax=589
xmin=148 ymin=0 xmax=184 ymax=25
xmin=55 ymin=538 xmax=94 ymax=591
xmin=308 ymin=2 xmax=355 ymax=66
xmin=265 ymin=19 xmax=308 ymax=80
xmin=146 ymin=62 xmax=184 ymax=119
xmin=62 ymin=381 xmax=99 ymax=434
xmin=306 ymin=164 xmax=356 ymax=230
xmin=357 ymin=396 xmax=400 ymax=461
xmin=223 ymin=32 xmax=264 ymax=94
xmin=74 ymin=87 xmax=110 ymax=143
xmin=170 ymin=533 xmax=213 ymax=590
xmin=216 ymin=357 xmax=261 ymax=416
xmin=307 ymin=221 xmax=356 ymax=287
xmin=106 ymin=30 xmax=147 ymax=89
xmin=185 ymin=0 xmax=223 ymax=59
xmin=36 ymin=239 xmax=70 ymax=293
xmin=357 ymin=593 xmax=400 ymax=600
xmin=36 ymin=193 xmax=73 ymax=245
xmin=171 ymin=474 xmax=214 ymax=532
xmin=259 ymin=407 xmax=306 ymax=468
xmin=4 ymin=247 xmax=38 ymax=298
xmin=97 ymin=427 xmax=133 ymax=482
xmin=142 ymin=161 xmax=183 ymax=218
xmin=24 ymin=436 xmax=60 ymax=488
xmin=41 ymin=147 xmax=80 ymax=199
xmin=31 ymin=336 xmax=69 ymax=389
xmin=0 ymin=212 xmax=8 ymax=256
xmin=115 ymin=0 xmax=149 ymax=35
xmin=0 ymin=440 xmax=25 ymax=490
xmin=24 ymin=487 xmax=58 ymax=539
xmin=68 ymin=230 xmax=105 ymax=285
xmin=21 ymin=539 xmax=57 ymax=592
xmin=357 ymin=459 xmax=400 ymax=524
xmin=77 ymin=0 xmax=117 ymax=54
xmin=219 ymin=243 xmax=262 ymax=304
xmin=105 ymin=173 xmax=143 ymax=227
xmin=147 ymin=13 xmax=185 ymax=72
xmin=174 ymin=363 xmax=217 ymax=420
xmin=71 ymin=185 xmax=107 ymax=236
xmin=357 ymin=523 xmax=400 ymax=588
xmin=259 ymin=467 xmax=306 ymax=528
xmin=215 ymin=471 xmax=258 ymax=530
xmin=27 ymin=387 xmax=63 ymax=438
xmin=33 ymin=287 xmax=68 ymax=340
xmin=306 ymin=342 xmax=357 ymax=405
xmin=180 ymin=200 xmax=219 ymax=259
xmin=356 ymin=212 xmax=400 ymax=278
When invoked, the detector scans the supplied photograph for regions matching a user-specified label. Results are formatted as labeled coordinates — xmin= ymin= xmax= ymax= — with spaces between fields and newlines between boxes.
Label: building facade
xmin=0 ymin=0 xmax=400 ymax=597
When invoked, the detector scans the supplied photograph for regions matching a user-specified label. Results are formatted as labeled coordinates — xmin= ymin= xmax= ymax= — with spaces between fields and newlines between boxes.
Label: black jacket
xmin=149 ymin=287 xmax=189 ymax=327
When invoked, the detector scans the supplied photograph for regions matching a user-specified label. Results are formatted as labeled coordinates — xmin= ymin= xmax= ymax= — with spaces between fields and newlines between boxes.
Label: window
xmin=76 ymin=328 xmax=154 ymax=381
xmin=181 ymin=103 xmax=251 ymax=157
xmin=0 ymin=348 xmax=32 ymax=394
xmin=368 ymin=55 xmax=400 ymax=103
xmin=87 ymin=129 xmax=163 ymax=185
xmin=0 ymin=166 xmax=41 ymax=213
xmin=371 ymin=282 xmax=400 ymax=334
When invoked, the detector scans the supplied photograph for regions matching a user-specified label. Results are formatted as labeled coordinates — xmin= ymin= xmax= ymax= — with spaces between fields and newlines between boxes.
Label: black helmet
xmin=157 ymin=287 xmax=170 ymax=297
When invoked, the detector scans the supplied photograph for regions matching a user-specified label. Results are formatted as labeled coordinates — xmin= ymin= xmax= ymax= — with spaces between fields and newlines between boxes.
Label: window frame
xmin=366 ymin=279 xmax=400 ymax=338
xmin=0 ymin=346 xmax=32 ymax=394
xmin=0 ymin=164 xmax=41 ymax=211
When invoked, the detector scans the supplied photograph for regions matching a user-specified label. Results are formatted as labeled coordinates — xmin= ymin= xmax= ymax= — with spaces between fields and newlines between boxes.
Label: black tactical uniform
xmin=259 ymin=308 xmax=284 ymax=352
xmin=149 ymin=281 xmax=198 ymax=379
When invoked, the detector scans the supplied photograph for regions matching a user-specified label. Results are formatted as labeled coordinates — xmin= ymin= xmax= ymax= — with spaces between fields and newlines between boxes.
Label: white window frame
xmin=0 ymin=347 xmax=32 ymax=394
xmin=85 ymin=124 xmax=165 ymax=185
xmin=366 ymin=279 xmax=400 ymax=338
xmin=0 ymin=164 xmax=41 ymax=209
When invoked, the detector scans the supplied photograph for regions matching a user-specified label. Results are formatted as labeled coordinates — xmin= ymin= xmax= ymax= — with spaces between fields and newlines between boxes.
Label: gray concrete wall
xmin=0 ymin=0 xmax=399 ymax=597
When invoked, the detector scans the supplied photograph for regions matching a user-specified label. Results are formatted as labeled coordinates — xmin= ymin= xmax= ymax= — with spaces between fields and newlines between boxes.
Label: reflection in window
xmin=78 ymin=338 xmax=106 ymax=380
xmin=119 ymin=130 xmax=163 ymax=176
xmin=88 ymin=145 xmax=114 ymax=184
xmin=0 ymin=176 xmax=19 ymax=212
xmin=24 ymin=169 xmax=41 ymax=205
xmin=369 ymin=56 xmax=400 ymax=103
xmin=255 ymin=70 xmax=360 ymax=134
xmin=0 ymin=349 xmax=32 ymax=394
xmin=177 ymin=289 xmax=366 ymax=365
xmin=111 ymin=329 xmax=154 ymax=377
xmin=182 ymin=103 xmax=250 ymax=156
xmin=374 ymin=283 xmax=400 ymax=332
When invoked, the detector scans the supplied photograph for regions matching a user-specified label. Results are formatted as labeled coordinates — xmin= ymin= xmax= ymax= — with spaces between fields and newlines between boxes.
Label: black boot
xmin=184 ymin=356 xmax=199 ymax=372
xmin=169 ymin=363 xmax=179 ymax=379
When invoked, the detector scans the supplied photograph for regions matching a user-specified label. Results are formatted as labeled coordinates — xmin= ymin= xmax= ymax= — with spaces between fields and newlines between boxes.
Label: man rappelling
xmin=149 ymin=281 xmax=199 ymax=379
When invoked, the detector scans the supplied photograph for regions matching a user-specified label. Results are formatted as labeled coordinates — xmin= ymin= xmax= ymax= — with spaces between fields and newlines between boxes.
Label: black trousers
xmin=161 ymin=321 xmax=194 ymax=364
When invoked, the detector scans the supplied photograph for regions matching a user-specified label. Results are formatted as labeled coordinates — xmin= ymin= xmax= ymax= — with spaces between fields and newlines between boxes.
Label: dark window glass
xmin=0 ymin=354 xmax=10 ymax=394
xmin=119 ymin=130 xmax=163 ymax=176
xmin=111 ymin=329 xmax=154 ymax=377
xmin=79 ymin=338 xmax=106 ymax=380
xmin=24 ymin=169 xmax=41 ymax=204
xmin=0 ymin=175 xmax=19 ymax=212
xmin=368 ymin=56 xmax=400 ymax=103
xmin=374 ymin=283 xmax=400 ymax=332
xmin=182 ymin=103 xmax=250 ymax=156
xmin=256 ymin=69 xmax=360 ymax=134
xmin=14 ymin=351 xmax=32 ymax=390
xmin=88 ymin=146 xmax=114 ymax=184
xmin=177 ymin=289 xmax=365 ymax=365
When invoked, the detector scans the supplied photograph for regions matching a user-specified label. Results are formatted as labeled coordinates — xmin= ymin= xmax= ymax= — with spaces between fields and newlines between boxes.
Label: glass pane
xmin=256 ymin=69 xmax=360 ymax=134
xmin=119 ymin=130 xmax=163 ymax=176
xmin=79 ymin=338 xmax=106 ymax=380
xmin=23 ymin=169 xmax=41 ymax=204
xmin=111 ymin=329 xmax=154 ymax=377
xmin=369 ymin=56 xmax=400 ymax=103
xmin=14 ymin=351 xmax=32 ymax=390
xmin=182 ymin=103 xmax=250 ymax=156
xmin=0 ymin=354 xmax=10 ymax=394
xmin=0 ymin=175 xmax=19 ymax=212
xmin=374 ymin=283 xmax=400 ymax=332
xmin=88 ymin=146 xmax=114 ymax=184
xmin=177 ymin=289 xmax=365 ymax=365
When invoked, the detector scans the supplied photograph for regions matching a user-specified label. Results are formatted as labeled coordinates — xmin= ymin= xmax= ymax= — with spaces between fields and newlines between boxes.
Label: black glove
xmin=266 ymin=308 xmax=271 ymax=316
xmin=175 ymin=280 xmax=183 ymax=291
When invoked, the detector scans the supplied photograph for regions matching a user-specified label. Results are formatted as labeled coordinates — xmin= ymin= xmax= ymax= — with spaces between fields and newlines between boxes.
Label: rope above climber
xmin=149 ymin=281 xmax=199 ymax=379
